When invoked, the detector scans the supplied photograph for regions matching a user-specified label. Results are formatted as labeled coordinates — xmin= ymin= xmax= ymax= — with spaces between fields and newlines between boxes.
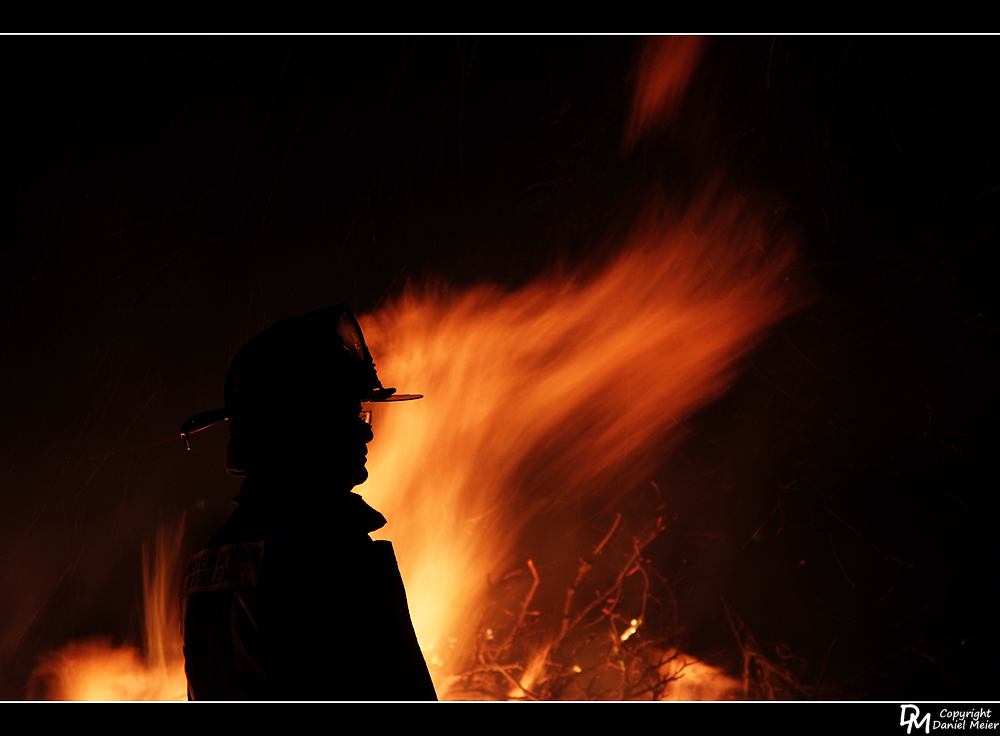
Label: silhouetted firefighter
xmin=179 ymin=305 xmax=436 ymax=700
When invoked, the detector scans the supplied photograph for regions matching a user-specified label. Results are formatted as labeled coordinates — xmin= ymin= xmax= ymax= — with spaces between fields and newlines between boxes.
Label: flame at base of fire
xmin=27 ymin=638 xmax=186 ymax=701
xmin=28 ymin=521 xmax=187 ymax=701
xmin=656 ymin=652 xmax=741 ymax=701
xmin=442 ymin=643 xmax=739 ymax=702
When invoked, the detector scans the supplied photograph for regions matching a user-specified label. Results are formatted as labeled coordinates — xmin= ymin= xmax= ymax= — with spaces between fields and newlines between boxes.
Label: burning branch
xmin=501 ymin=559 xmax=541 ymax=654
xmin=446 ymin=511 xmax=737 ymax=700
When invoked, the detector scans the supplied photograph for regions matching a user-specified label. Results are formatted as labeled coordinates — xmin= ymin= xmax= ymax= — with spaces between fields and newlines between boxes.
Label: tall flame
xmin=360 ymin=192 xmax=799 ymax=693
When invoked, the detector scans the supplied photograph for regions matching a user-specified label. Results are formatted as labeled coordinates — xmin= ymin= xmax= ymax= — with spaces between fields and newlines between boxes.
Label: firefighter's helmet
xmin=180 ymin=304 xmax=420 ymax=454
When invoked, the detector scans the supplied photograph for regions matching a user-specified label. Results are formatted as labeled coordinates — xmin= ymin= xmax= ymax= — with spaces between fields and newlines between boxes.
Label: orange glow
xmin=657 ymin=652 xmax=741 ymax=701
xmin=28 ymin=524 xmax=187 ymax=701
xmin=360 ymin=190 xmax=800 ymax=696
xmin=624 ymin=36 xmax=705 ymax=150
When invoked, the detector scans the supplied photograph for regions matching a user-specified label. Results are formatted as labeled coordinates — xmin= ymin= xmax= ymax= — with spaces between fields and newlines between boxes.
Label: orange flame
xmin=624 ymin=36 xmax=705 ymax=149
xmin=360 ymin=191 xmax=800 ymax=694
xmin=657 ymin=652 xmax=741 ymax=701
xmin=28 ymin=522 xmax=187 ymax=700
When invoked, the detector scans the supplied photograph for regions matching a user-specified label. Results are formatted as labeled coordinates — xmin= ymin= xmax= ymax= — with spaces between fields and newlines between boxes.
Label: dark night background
xmin=1 ymin=36 xmax=997 ymax=700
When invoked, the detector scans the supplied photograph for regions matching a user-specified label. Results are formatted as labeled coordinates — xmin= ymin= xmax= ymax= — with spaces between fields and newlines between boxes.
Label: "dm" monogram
xmin=901 ymin=705 xmax=931 ymax=734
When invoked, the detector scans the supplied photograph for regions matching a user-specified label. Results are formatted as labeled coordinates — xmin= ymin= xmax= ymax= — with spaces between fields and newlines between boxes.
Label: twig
xmin=555 ymin=557 xmax=592 ymax=647
xmin=593 ymin=513 xmax=621 ymax=556
xmin=569 ymin=518 xmax=666 ymax=633
xmin=502 ymin=559 xmax=540 ymax=653
xmin=722 ymin=598 xmax=810 ymax=700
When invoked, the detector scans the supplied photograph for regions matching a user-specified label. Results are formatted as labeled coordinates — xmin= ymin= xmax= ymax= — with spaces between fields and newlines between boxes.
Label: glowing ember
xmin=621 ymin=618 xmax=641 ymax=642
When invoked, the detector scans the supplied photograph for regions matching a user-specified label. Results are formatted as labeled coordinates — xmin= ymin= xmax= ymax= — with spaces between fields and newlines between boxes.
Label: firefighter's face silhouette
xmin=332 ymin=402 xmax=375 ymax=488
xmin=228 ymin=395 xmax=374 ymax=488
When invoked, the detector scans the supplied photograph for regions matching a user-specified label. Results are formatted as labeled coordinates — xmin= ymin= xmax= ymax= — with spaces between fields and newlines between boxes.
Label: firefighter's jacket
xmin=181 ymin=475 xmax=437 ymax=700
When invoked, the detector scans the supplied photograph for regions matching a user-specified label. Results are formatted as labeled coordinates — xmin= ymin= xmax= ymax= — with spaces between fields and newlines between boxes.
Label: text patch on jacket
xmin=181 ymin=541 xmax=265 ymax=595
